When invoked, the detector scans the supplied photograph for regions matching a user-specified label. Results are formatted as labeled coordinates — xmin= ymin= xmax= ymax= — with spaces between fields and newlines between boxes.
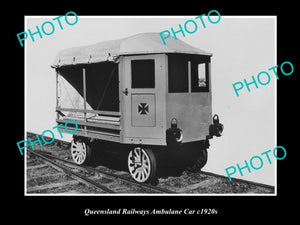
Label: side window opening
xmin=197 ymin=64 xmax=206 ymax=87
xmin=131 ymin=59 xmax=155 ymax=88
xmin=191 ymin=61 xmax=209 ymax=92
xmin=168 ymin=54 xmax=189 ymax=93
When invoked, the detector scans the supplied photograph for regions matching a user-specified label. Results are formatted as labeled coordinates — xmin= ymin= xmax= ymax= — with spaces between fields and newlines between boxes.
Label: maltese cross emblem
xmin=138 ymin=103 xmax=149 ymax=115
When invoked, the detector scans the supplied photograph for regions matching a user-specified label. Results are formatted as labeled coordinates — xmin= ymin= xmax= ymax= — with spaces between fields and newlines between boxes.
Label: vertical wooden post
xmin=83 ymin=67 xmax=87 ymax=136
xmin=56 ymin=71 xmax=59 ymax=120
xmin=188 ymin=61 xmax=191 ymax=93
xmin=208 ymin=62 xmax=212 ymax=116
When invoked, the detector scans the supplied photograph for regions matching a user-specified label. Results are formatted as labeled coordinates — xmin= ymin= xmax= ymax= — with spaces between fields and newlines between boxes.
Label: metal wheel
xmin=128 ymin=147 xmax=157 ymax=183
xmin=71 ymin=139 xmax=92 ymax=165
xmin=196 ymin=149 xmax=208 ymax=169
xmin=187 ymin=149 xmax=208 ymax=172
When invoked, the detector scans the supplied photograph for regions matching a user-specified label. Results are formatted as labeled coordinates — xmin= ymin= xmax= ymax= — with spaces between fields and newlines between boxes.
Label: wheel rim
xmin=128 ymin=147 xmax=151 ymax=183
xmin=71 ymin=140 xmax=87 ymax=165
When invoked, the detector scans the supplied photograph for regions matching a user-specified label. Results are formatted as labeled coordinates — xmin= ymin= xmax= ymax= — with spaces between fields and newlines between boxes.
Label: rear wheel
xmin=187 ymin=149 xmax=208 ymax=172
xmin=71 ymin=138 xmax=92 ymax=165
xmin=128 ymin=147 xmax=157 ymax=183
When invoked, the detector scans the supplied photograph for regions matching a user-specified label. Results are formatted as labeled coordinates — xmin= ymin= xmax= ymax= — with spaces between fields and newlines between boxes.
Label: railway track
xmin=157 ymin=169 xmax=275 ymax=194
xmin=27 ymin=150 xmax=175 ymax=194
xmin=26 ymin=132 xmax=275 ymax=194
xmin=199 ymin=170 xmax=275 ymax=192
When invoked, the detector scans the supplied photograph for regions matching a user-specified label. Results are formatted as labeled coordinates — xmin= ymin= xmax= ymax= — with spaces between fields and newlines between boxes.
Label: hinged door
xmin=120 ymin=54 xmax=167 ymax=145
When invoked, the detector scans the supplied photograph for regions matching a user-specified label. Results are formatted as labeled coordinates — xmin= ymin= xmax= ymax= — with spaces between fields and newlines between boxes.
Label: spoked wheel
xmin=71 ymin=138 xmax=92 ymax=165
xmin=128 ymin=147 xmax=157 ymax=183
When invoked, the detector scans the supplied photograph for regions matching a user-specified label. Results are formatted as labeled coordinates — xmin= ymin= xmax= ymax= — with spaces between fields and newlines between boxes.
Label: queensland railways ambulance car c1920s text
xmin=51 ymin=32 xmax=224 ymax=183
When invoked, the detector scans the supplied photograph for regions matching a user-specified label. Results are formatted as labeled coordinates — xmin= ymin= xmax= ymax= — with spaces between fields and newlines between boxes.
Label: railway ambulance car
xmin=52 ymin=33 xmax=224 ymax=183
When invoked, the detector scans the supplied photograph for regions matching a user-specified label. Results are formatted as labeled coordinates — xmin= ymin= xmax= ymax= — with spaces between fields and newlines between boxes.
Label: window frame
xmin=168 ymin=54 xmax=189 ymax=93
xmin=131 ymin=59 xmax=155 ymax=89
xmin=167 ymin=54 xmax=210 ymax=93
xmin=190 ymin=61 xmax=209 ymax=93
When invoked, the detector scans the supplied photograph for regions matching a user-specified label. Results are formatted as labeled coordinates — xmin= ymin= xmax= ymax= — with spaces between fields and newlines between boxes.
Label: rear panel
xmin=166 ymin=92 xmax=212 ymax=142
xmin=166 ymin=54 xmax=212 ymax=142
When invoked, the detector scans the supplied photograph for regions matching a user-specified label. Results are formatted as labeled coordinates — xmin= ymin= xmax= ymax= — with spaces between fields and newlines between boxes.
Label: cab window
xmin=131 ymin=59 xmax=155 ymax=88
xmin=168 ymin=54 xmax=188 ymax=93
xmin=191 ymin=62 xmax=209 ymax=92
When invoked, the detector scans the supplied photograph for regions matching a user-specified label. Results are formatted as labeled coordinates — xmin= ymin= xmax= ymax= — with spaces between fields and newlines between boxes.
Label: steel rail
xmin=28 ymin=150 xmax=115 ymax=193
xmin=34 ymin=150 xmax=175 ymax=194
xmin=200 ymin=170 xmax=275 ymax=191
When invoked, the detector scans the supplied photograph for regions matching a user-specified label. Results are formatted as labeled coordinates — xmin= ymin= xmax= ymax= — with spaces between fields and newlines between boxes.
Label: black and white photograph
xmin=23 ymin=15 xmax=276 ymax=194
xmin=15 ymin=7 xmax=297 ymax=219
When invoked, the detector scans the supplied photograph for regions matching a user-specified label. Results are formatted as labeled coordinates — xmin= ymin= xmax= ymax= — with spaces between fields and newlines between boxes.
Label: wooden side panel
xmin=166 ymin=92 xmax=212 ymax=142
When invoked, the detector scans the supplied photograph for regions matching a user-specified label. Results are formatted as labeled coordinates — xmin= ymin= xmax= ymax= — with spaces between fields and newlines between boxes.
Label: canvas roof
xmin=51 ymin=32 xmax=212 ymax=68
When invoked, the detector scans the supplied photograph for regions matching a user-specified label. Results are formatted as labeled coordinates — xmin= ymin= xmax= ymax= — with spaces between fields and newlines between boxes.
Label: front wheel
xmin=128 ymin=147 xmax=157 ymax=183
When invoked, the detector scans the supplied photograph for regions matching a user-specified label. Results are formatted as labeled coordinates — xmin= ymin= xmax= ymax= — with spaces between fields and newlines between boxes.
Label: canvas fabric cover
xmin=55 ymin=33 xmax=212 ymax=118
xmin=52 ymin=32 xmax=212 ymax=68
xmin=57 ymin=63 xmax=119 ymax=117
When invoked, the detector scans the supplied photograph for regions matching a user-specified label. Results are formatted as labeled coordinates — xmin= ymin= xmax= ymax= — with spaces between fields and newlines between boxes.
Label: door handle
xmin=122 ymin=88 xmax=129 ymax=96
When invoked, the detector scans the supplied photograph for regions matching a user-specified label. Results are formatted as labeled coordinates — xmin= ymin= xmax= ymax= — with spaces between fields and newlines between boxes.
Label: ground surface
xmin=26 ymin=132 xmax=275 ymax=194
